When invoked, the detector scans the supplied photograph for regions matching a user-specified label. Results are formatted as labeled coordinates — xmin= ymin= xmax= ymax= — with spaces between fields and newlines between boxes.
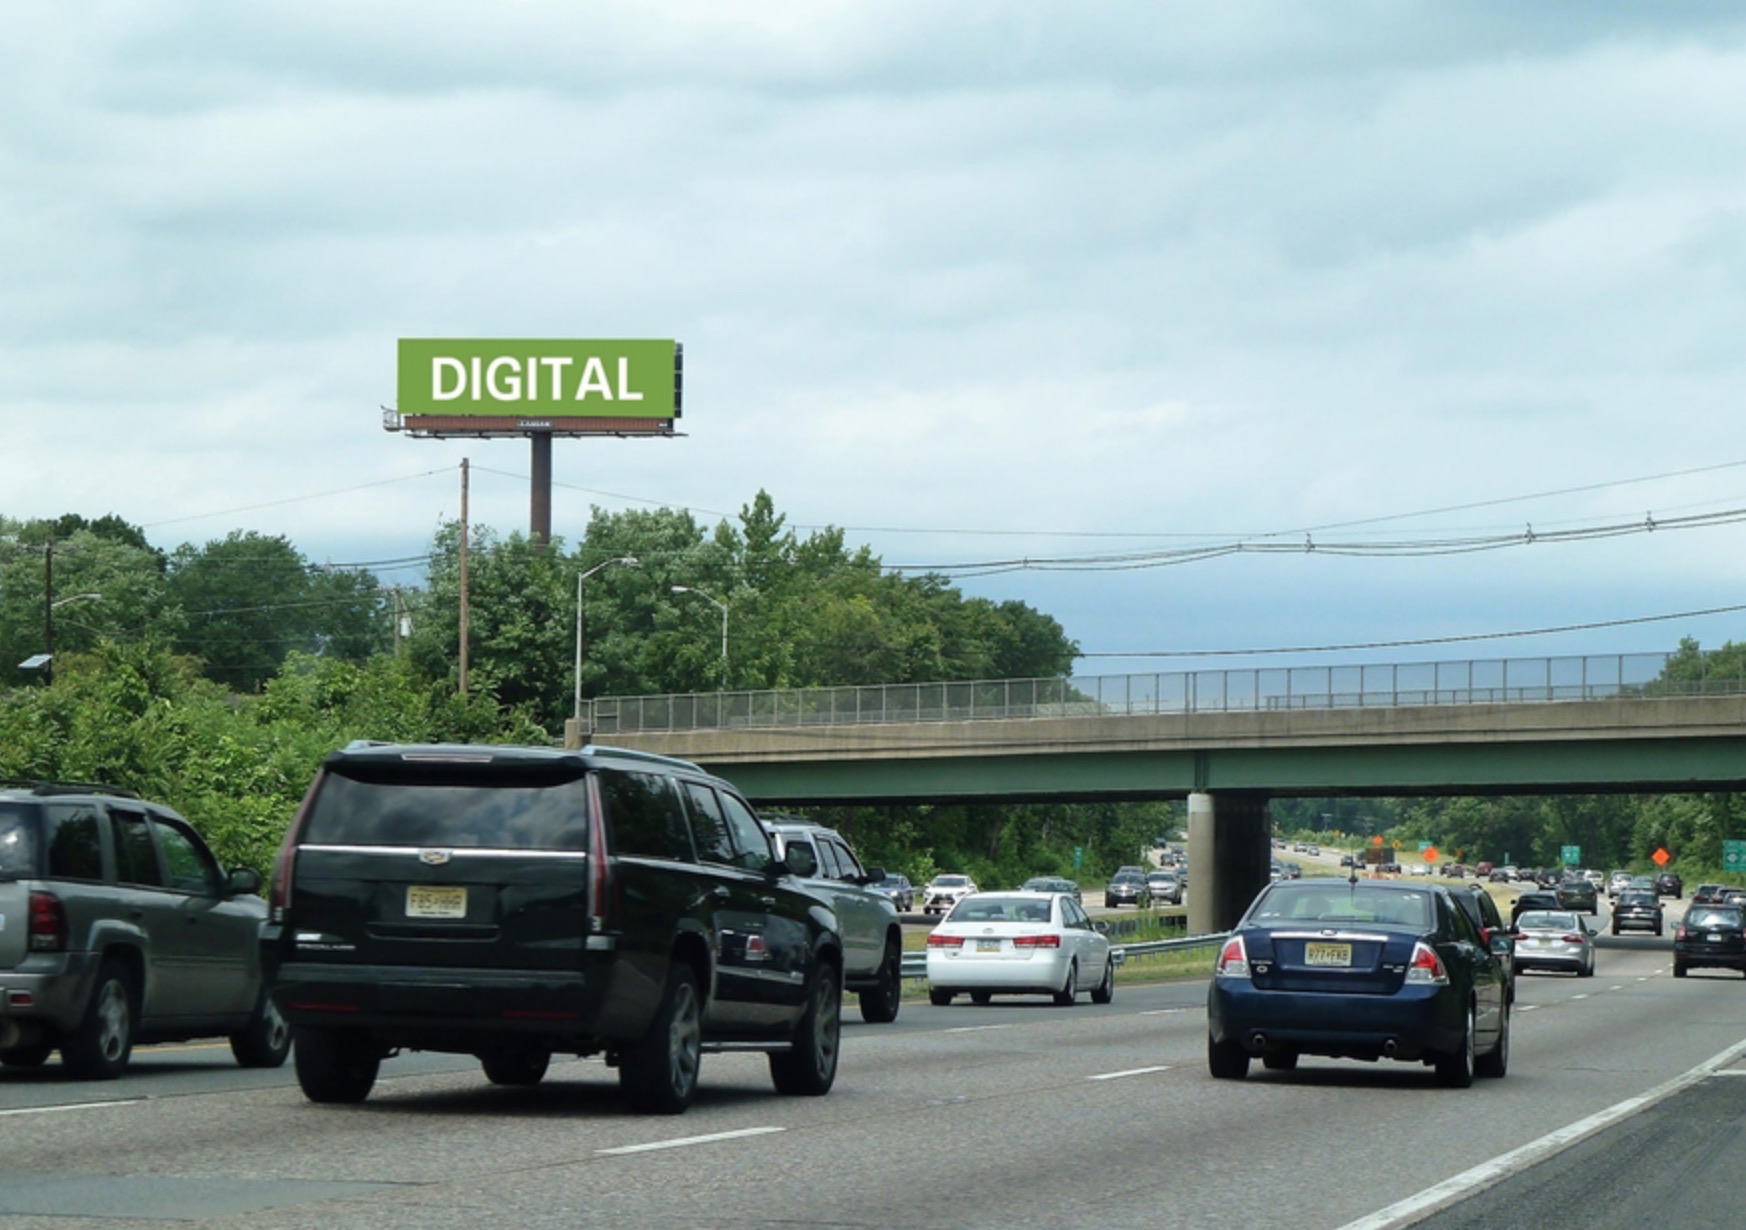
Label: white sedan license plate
xmin=977 ymin=939 xmax=1002 ymax=953
xmin=1305 ymin=942 xmax=1352 ymax=967
xmin=407 ymin=885 xmax=467 ymax=919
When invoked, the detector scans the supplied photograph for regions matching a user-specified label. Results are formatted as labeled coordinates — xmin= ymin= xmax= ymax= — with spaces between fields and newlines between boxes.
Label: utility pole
xmin=42 ymin=538 xmax=53 ymax=686
xmin=459 ymin=458 xmax=470 ymax=696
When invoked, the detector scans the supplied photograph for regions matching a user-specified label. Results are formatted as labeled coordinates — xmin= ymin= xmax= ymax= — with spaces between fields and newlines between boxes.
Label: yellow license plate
xmin=977 ymin=939 xmax=1002 ymax=953
xmin=1305 ymin=942 xmax=1352 ymax=967
xmin=407 ymin=885 xmax=467 ymax=919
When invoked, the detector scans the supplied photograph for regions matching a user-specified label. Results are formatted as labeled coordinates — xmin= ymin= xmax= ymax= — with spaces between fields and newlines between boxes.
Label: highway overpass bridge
xmin=572 ymin=651 xmax=1746 ymax=932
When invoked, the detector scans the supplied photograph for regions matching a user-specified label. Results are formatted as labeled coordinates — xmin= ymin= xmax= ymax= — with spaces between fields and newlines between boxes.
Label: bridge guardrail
xmin=900 ymin=930 xmax=1229 ymax=980
xmin=589 ymin=650 xmax=1746 ymax=735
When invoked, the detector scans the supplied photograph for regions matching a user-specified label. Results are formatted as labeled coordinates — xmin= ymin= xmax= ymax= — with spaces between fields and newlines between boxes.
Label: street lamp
xmin=35 ymin=592 xmax=101 ymax=686
xmin=670 ymin=585 xmax=728 ymax=688
xmin=573 ymin=557 xmax=639 ymax=731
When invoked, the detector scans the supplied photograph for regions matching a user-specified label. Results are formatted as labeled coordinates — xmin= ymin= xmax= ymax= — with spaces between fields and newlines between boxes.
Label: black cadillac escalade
xmin=262 ymin=741 xmax=843 ymax=1114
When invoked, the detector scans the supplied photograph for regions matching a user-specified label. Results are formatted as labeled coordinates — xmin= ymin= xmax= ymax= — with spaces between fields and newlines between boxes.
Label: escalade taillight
xmin=586 ymin=772 xmax=612 ymax=935
xmin=28 ymin=891 xmax=67 ymax=952
xmin=270 ymin=777 xmax=322 ymax=921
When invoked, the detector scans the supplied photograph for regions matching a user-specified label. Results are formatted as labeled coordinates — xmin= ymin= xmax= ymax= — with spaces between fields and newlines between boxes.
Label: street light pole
xmin=43 ymin=590 xmax=102 ymax=687
xmin=670 ymin=585 xmax=729 ymax=689
xmin=573 ymin=556 xmax=639 ymax=735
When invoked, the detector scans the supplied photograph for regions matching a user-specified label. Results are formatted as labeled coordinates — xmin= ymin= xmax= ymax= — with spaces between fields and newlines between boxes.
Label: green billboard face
xmin=397 ymin=339 xmax=678 ymax=419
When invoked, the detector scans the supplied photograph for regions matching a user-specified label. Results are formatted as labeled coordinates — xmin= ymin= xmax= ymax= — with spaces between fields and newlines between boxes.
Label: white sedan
xmin=925 ymin=891 xmax=1116 ymax=1006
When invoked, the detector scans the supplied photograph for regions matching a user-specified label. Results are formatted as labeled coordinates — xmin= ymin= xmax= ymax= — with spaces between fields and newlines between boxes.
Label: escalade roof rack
xmin=0 ymin=778 xmax=142 ymax=799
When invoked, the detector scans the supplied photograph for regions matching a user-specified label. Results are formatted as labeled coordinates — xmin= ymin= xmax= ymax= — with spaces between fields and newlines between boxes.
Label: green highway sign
xmin=1725 ymin=840 xmax=1746 ymax=872
xmin=1561 ymin=844 xmax=1581 ymax=865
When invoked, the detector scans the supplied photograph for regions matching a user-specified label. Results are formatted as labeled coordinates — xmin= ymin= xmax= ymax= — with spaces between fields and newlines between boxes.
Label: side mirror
xmin=1489 ymin=934 xmax=1513 ymax=956
xmin=226 ymin=867 xmax=264 ymax=897
xmin=783 ymin=844 xmax=818 ymax=879
xmin=861 ymin=866 xmax=886 ymax=884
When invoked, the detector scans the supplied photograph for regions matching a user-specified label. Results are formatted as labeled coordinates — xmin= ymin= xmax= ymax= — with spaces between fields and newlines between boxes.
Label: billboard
xmin=394 ymin=339 xmax=681 ymax=435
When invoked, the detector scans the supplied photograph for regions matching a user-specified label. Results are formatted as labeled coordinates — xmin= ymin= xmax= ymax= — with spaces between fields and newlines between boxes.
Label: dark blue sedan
xmin=1207 ymin=879 xmax=1511 ymax=1087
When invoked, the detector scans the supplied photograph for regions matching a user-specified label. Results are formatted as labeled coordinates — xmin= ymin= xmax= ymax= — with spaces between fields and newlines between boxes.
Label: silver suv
xmin=0 ymin=779 xmax=288 ymax=1078
xmin=762 ymin=819 xmax=903 ymax=1023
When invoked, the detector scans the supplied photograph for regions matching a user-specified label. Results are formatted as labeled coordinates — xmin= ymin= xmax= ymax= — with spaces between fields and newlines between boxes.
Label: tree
xmin=164 ymin=531 xmax=387 ymax=692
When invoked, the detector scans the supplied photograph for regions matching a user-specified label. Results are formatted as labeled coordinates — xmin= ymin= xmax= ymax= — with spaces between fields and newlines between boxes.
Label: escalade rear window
xmin=303 ymin=768 xmax=590 ymax=850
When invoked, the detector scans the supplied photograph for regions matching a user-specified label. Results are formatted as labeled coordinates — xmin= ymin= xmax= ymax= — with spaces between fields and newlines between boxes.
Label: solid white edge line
xmin=944 ymin=1024 xmax=1015 ymax=1034
xmin=0 ymin=1100 xmax=144 ymax=1118
xmin=1088 ymin=1066 xmax=1171 ymax=1081
xmin=597 ymin=1126 xmax=785 ymax=1156
xmin=1331 ymin=1036 xmax=1746 ymax=1230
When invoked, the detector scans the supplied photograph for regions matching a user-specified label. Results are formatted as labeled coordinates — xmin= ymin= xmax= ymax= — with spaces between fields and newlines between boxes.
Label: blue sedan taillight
xmin=1215 ymin=935 xmax=1250 ymax=979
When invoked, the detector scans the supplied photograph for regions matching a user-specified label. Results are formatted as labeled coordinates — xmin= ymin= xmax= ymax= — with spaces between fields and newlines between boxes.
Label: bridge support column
xmin=1186 ymin=791 xmax=1272 ymax=935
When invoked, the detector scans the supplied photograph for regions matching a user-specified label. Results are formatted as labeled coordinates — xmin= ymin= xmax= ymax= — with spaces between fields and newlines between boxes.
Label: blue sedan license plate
xmin=1305 ymin=942 xmax=1351 ymax=967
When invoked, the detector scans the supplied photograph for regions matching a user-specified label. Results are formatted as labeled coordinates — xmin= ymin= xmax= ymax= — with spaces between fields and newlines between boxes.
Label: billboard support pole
xmin=530 ymin=432 xmax=552 ymax=547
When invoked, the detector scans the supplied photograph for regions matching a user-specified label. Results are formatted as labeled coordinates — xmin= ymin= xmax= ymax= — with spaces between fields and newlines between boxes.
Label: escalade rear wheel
xmin=229 ymin=990 xmax=292 ymax=1069
xmin=620 ymin=965 xmax=702 ymax=1115
xmin=482 ymin=1049 xmax=551 ymax=1086
xmin=61 ymin=960 xmax=135 ymax=1080
xmin=770 ymin=959 xmax=841 ymax=1096
xmin=857 ymin=939 xmax=902 ymax=1024
xmin=293 ymin=1026 xmax=380 ymax=1104
xmin=0 ymin=1040 xmax=54 ymax=1068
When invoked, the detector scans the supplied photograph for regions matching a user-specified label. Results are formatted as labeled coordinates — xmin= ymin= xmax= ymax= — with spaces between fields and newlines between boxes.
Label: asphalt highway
xmin=2 ymin=917 xmax=1741 ymax=1230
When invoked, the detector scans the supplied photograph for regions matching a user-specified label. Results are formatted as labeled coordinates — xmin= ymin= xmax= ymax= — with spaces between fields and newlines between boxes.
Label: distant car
xmin=1207 ymin=879 xmax=1511 ymax=1086
xmin=1691 ymin=884 xmax=1730 ymax=906
xmin=1607 ymin=871 xmax=1632 ymax=898
xmin=763 ymin=819 xmax=905 ymax=1024
xmin=1145 ymin=870 xmax=1183 ymax=905
xmin=1446 ymin=864 xmax=1468 ymax=879
xmin=1512 ymin=910 xmax=1596 ymax=978
xmin=1654 ymin=872 xmax=1684 ymax=899
xmin=1554 ymin=879 xmax=1598 ymax=915
xmin=923 ymin=874 xmax=979 ymax=916
xmin=1449 ymin=883 xmax=1516 ymax=1004
xmin=1105 ymin=872 xmax=1152 ymax=909
xmin=1340 ymin=854 xmax=1358 ymax=868
xmin=1610 ymin=890 xmax=1664 ymax=936
xmin=1509 ymin=890 xmax=1562 ymax=927
xmin=1581 ymin=869 xmax=1605 ymax=890
xmin=926 ymin=892 xmax=1115 ymax=1006
xmin=870 ymin=873 xmax=914 ymax=913
xmin=1674 ymin=906 xmax=1746 ymax=978
xmin=1475 ymin=861 xmax=1495 ymax=877
xmin=1021 ymin=876 xmax=1082 ymax=904
xmin=1488 ymin=867 xmax=1512 ymax=884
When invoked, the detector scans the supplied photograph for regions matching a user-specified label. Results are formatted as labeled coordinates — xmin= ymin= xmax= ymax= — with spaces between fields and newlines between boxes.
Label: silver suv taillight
xmin=28 ymin=890 xmax=67 ymax=952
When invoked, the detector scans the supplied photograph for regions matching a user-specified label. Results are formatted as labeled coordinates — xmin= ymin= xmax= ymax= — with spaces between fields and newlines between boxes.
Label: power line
xmin=1080 ymin=601 xmax=1746 ymax=659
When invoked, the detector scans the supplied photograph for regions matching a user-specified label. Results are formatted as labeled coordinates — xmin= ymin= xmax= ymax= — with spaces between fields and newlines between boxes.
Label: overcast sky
xmin=6 ymin=2 xmax=1746 ymax=684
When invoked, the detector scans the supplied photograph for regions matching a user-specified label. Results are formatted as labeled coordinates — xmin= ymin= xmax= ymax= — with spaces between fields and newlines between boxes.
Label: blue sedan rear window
xmin=1251 ymin=883 xmax=1432 ymax=929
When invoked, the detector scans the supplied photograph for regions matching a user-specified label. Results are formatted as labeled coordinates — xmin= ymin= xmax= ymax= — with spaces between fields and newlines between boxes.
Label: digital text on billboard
xmin=397 ymin=339 xmax=678 ymax=420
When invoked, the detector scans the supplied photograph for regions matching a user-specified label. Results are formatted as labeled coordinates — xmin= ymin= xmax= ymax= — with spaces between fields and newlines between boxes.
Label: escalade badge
xmin=419 ymin=849 xmax=452 ymax=865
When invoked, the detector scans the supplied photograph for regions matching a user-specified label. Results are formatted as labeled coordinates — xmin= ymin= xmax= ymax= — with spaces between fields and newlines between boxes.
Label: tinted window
xmin=0 ymin=804 xmax=36 ymax=877
xmin=112 ymin=810 xmax=165 ymax=888
xmin=42 ymin=804 xmax=104 ymax=881
xmin=951 ymin=895 xmax=1052 ymax=923
xmin=1686 ymin=907 xmax=1743 ymax=930
xmin=598 ymin=771 xmax=694 ymax=862
xmin=156 ymin=819 xmax=219 ymax=895
xmin=824 ymin=837 xmax=862 ymax=881
xmin=716 ymin=791 xmax=773 ymax=872
xmin=304 ymin=769 xmax=589 ymax=850
xmin=679 ymin=782 xmax=737 ymax=865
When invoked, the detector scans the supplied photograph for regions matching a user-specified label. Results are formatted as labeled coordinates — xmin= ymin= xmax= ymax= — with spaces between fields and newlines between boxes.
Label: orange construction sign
xmin=1652 ymin=847 xmax=1671 ymax=866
